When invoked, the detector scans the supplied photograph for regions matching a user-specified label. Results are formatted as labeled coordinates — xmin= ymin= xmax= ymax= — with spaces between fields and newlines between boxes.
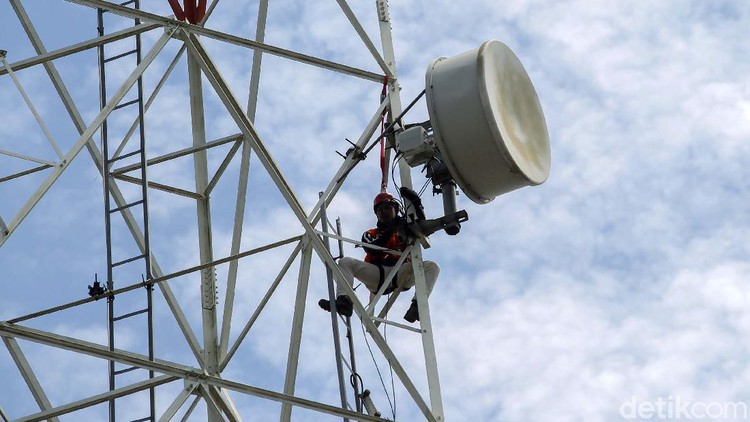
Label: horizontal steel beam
xmin=0 ymin=22 xmax=160 ymax=75
xmin=6 ymin=235 xmax=303 ymax=324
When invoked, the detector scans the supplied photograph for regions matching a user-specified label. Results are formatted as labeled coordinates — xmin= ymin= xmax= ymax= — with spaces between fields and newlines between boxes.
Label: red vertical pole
xmin=379 ymin=76 xmax=389 ymax=192
xmin=184 ymin=0 xmax=196 ymax=23
xmin=197 ymin=0 xmax=207 ymax=23
xmin=166 ymin=0 xmax=185 ymax=21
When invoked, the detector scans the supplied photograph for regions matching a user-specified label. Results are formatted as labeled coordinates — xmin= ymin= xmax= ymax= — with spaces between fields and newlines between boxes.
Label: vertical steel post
xmin=338 ymin=218 xmax=361 ymax=413
xmin=95 ymin=9 xmax=117 ymax=422
xmin=280 ymin=241 xmax=313 ymax=421
xmin=375 ymin=0 xmax=445 ymax=419
xmin=98 ymin=4 xmax=157 ymax=420
xmin=219 ymin=0 xmax=268 ymax=362
xmin=133 ymin=3 xmax=156 ymax=419
xmin=187 ymin=48 xmax=221 ymax=421
xmin=321 ymin=193 xmax=350 ymax=421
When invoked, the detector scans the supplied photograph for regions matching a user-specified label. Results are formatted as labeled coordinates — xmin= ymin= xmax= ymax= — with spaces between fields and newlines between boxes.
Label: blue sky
xmin=1 ymin=0 xmax=750 ymax=421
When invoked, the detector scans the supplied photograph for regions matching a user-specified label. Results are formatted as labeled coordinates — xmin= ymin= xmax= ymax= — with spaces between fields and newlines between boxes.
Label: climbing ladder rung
xmin=110 ymin=199 xmax=144 ymax=214
xmin=104 ymin=49 xmax=138 ymax=63
xmin=371 ymin=317 xmax=422 ymax=333
xmin=108 ymin=148 xmax=142 ymax=164
xmin=112 ymin=253 xmax=146 ymax=268
xmin=98 ymin=3 xmax=156 ymax=421
xmin=113 ymin=98 xmax=141 ymax=110
xmin=113 ymin=365 xmax=139 ymax=376
xmin=113 ymin=308 xmax=148 ymax=322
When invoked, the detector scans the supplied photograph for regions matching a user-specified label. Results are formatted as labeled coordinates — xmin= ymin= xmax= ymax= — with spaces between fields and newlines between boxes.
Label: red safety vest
xmin=362 ymin=227 xmax=407 ymax=267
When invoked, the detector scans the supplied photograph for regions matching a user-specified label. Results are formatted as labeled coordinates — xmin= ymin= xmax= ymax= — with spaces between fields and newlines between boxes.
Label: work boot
xmin=318 ymin=295 xmax=353 ymax=318
xmin=403 ymin=300 xmax=419 ymax=323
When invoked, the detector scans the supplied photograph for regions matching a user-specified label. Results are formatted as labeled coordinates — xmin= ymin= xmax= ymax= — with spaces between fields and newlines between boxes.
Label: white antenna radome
xmin=425 ymin=39 xmax=551 ymax=203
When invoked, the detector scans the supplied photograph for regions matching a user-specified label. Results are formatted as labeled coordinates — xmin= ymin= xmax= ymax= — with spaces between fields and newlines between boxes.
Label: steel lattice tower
xmin=0 ymin=1 xmax=448 ymax=420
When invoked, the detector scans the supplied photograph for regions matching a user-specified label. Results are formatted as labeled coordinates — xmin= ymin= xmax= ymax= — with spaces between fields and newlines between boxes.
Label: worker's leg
xmin=396 ymin=260 xmax=440 ymax=297
xmin=336 ymin=257 xmax=381 ymax=297
xmin=321 ymin=257 xmax=380 ymax=317
xmin=398 ymin=260 xmax=440 ymax=323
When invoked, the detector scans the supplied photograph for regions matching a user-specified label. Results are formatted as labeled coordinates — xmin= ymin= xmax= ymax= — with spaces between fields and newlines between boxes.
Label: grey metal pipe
xmin=320 ymin=193 xmax=350 ymax=421
xmin=338 ymin=218 xmax=361 ymax=413
xmin=441 ymin=181 xmax=461 ymax=235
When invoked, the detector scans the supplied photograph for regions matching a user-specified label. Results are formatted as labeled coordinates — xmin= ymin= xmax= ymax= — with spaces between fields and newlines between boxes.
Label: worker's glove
xmin=399 ymin=186 xmax=426 ymax=221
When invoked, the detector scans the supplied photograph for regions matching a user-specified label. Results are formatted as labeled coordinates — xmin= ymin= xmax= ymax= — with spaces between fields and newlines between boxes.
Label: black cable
xmin=363 ymin=89 xmax=427 ymax=158
xmin=350 ymin=372 xmax=365 ymax=400
xmin=391 ymin=152 xmax=430 ymax=223
xmin=417 ymin=177 xmax=431 ymax=197
xmin=360 ymin=313 xmax=396 ymax=418
xmin=383 ymin=319 xmax=397 ymax=420
xmin=350 ymin=372 xmax=364 ymax=391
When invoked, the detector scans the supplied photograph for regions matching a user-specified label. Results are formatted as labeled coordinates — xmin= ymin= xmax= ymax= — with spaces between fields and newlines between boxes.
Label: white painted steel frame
xmin=1 ymin=337 xmax=60 ymax=422
xmin=8 ymin=235 xmax=303 ymax=325
xmin=375 ymin=0 xmax=445 ymax=417
xmin=280 ymin=240 xmax=314 ymax=421
xmin=0 ymin=53 xmax=64 ymax=161
xmin=1 ymin=0 xmax=446 ymax=420
xmin=0 ymin=5 xmax=175 ymax=248
xmin=219 ymin=0 xmax=267 ymax=367
xmin=0 ymin=323 xmax=386 ymax=422
xmin=13 ymin=375 xmax=177 ymax=422
xmin=182 ymin=30 xmax=438 ymax=420
xmin=158 ymin=381 xmax=198 ymax=422
xmin=7 ymin=0 xmax=206 ymax=369
xmin=0 ymin=149 xmax=57 ymax=167
xmin=0 ymin=22 xmax=160 ymax=76
xmin=67 ymin=0 xmax=384 ymax=83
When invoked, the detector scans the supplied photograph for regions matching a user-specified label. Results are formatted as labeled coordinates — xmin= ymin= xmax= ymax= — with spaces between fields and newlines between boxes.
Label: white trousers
xmin=336 ymin=256 xmax=439 ymax=300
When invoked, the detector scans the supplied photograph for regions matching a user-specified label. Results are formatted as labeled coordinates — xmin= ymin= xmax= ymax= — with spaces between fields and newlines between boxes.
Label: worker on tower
xmin=319 ymin=192 xmax=440 ymax=323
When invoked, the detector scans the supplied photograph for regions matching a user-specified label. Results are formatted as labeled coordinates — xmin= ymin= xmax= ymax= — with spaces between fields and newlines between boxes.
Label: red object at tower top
xmin=166 ymin=0 xmax=206 ymax=24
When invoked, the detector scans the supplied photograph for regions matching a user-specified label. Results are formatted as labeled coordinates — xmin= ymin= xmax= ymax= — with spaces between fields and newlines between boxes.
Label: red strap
xmin=166 ymin=0 xmax=185 ymax=21
xmin=167 ymin=1 xmax=204 ymax=24
xmin=380 ymin=135 xmax=387 ymax=192
xmin=379 ymin=76 xmax=389 ymax=192
xmin=196 ymin=0 xmax=207 ymax=22
xmin=380 ymin=76 xmax=388 ymax=104
xmin=184 ymin=0 xmax=196 ymax=23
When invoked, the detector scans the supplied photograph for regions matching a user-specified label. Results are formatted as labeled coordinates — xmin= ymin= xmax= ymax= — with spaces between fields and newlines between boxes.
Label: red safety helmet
xmin=373 ymin=192 xmax=399 ymax=213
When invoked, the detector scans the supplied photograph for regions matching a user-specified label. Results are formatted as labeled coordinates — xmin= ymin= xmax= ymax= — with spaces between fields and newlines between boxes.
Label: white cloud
xmin=433 ymin=261 xmax=750 ymax=420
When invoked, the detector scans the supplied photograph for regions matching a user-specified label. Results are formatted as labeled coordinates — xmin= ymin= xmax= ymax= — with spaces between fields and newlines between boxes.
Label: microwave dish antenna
xmin=398 ymin=40 xmax=550 ymax=206
xmin=426 ymin=40 xmax=551 ymax=204
xmin=396 ymin=40 xmax=550 ymax=235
